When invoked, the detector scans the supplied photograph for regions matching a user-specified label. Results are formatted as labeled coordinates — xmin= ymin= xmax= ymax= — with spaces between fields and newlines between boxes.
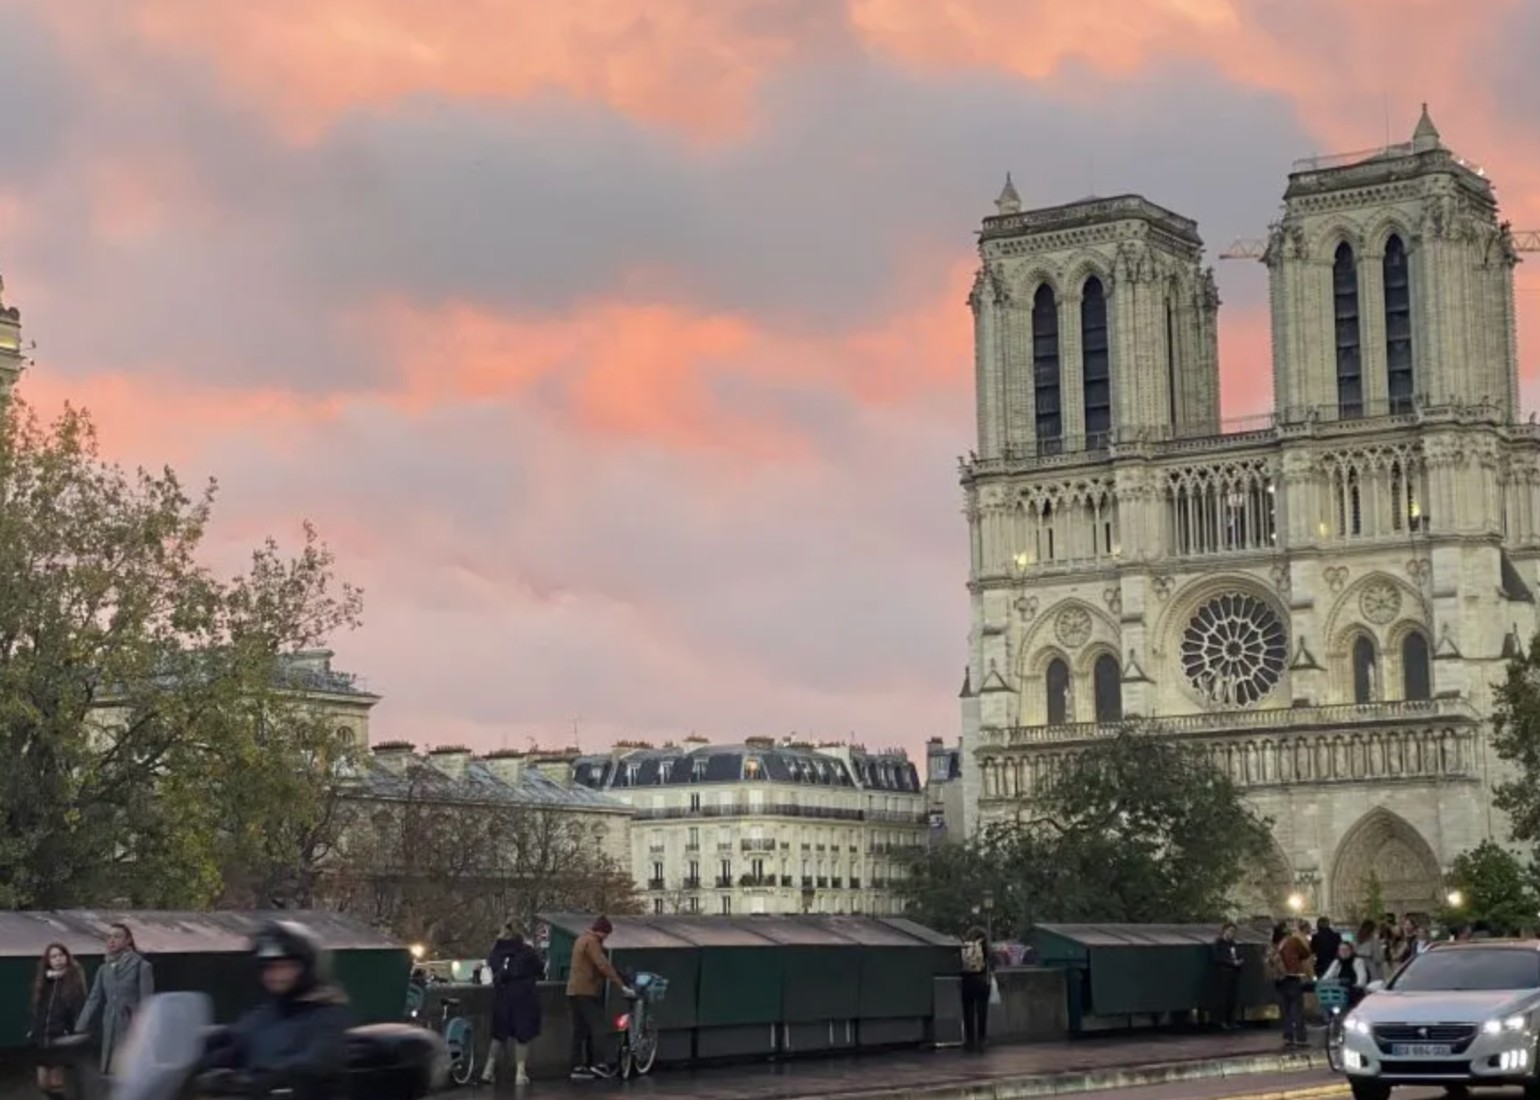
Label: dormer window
xmin=744 ymin=757 xmax=762 ymax=779
xmin=660 ymin=761 xmax=672 ymax=783
xmin=625 ymin=763 xmax=639 ymax=785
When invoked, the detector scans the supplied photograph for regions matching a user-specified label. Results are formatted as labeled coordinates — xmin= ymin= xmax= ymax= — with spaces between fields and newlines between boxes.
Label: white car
xmin=1339 ymin=940 xmax=1540 ymax=1099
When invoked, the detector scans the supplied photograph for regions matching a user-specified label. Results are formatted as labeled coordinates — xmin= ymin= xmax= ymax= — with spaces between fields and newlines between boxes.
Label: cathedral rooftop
xmin=979 ymin=191 xmax=1202 ymax=249
xmin=1284 ymin=103 xmax=1493 ymax=204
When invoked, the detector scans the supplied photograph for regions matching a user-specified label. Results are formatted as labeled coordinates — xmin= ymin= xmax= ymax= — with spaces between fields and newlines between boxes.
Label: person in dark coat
xmin=31 ymin=943 xmax=87 ymax=1099
xmin=197 ymin=921 xmax=351 ymax=1100
xmin=1210 ymin=922 xmax=1244 ymax=1030
xmin=958 ymin=925 xmax=993 ymax=1053
xmin=481 ymin=922 xmax=545 ymax=1086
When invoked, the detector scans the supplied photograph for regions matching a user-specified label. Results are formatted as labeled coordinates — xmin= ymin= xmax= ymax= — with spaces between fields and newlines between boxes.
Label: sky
xmin=1 ymin=0 xmax=1538 ymax=761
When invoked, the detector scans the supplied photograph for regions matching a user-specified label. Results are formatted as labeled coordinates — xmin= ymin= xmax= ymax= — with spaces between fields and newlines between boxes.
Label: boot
xmin=481 ymin=1040 xmax=502 ymax=1085
xmin=513 ymin=1043 xmax=530 ymax=1086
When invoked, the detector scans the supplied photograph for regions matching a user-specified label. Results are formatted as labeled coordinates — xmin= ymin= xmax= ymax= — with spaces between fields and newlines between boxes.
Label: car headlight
xmin=1481 ymin=1014 xmax=1529 ymax=1035
xmin=1345 ymin=1014 xmax=1371 ymax=1035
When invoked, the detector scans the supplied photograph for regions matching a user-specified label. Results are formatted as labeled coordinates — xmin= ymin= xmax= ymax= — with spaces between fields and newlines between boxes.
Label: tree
xmin=0 ymin=400 xmax=362 ymax=907
xmin=1438 ymin=840 xmax=1537 ymax=935
xmin=1490 ymin=632 xmax=1540 ymax=847
xmin=901 ymin=728 xmax=1272 ymax=932
xmin=323 ymin=758 xmax=640 ymax=957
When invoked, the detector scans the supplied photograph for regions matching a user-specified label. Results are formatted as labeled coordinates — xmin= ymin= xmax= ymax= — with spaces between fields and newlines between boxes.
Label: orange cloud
xmin=25 ymin=0 xmax=826 ymax=144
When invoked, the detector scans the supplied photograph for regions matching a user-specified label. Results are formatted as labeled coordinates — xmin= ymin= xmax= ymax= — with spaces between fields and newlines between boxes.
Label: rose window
xmin=1180 ymin=592 xmax=1287 ymax=708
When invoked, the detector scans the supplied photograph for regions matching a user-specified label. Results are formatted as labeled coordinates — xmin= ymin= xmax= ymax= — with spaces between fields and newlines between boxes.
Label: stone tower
xmin=970 ymin=179 xmax=1221 ymax=463
xmin=958 ymin=108 xmax=1540 ymax=916
xmin=1266 ymin=104 xmax=1521 ymax=421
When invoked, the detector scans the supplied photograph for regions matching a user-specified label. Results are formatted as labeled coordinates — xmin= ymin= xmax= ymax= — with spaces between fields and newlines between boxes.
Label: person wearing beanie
xmin=565 ymin=917 xmax=631 ymax=1080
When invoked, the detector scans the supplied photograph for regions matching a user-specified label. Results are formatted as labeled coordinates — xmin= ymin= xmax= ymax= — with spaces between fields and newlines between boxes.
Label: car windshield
xmin=1390 ymin=948 xmax=1540 ymax=992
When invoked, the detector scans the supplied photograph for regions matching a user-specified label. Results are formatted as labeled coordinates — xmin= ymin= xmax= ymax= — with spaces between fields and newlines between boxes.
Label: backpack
xmin=961 ymin=941 xmax=986 ymax=974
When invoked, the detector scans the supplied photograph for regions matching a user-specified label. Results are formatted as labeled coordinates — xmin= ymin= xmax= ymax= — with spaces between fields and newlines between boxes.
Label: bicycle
xmin=612 ymin=971 xmax=668 ymax=1079
xmin=1316 ymin=978 xmax=1350 ymax=1071
xmin=431 ymin=996 xmax=476 ymax=1087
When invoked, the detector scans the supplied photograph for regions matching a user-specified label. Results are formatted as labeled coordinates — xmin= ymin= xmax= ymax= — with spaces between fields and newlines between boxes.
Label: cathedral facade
xmin=957 ymin=107 xmax=1535 ymax=917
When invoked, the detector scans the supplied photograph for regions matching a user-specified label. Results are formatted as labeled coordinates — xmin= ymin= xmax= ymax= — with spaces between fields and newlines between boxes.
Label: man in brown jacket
xmin=566 ymin=917 xmax=632 ymax=1080
xmin=1277 ymin=923 xmax=1314 ymax=1048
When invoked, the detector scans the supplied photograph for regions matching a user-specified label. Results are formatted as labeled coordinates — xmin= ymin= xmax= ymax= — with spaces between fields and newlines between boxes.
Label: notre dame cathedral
xmin=958 ymin=106 xmax=1534 ymax=917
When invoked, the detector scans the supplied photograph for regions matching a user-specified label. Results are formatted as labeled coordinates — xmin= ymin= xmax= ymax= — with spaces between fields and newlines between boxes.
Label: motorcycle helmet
xmin=252 ymin=920 xmax=331 ymax=990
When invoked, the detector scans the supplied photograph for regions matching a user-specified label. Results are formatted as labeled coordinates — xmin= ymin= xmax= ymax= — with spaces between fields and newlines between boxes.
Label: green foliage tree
xmin=0 ymin=400 xmax=362 ymax=908
xmin=1437 ymin=840 xmax=1537 ymax=935
xmin=900 ymin=728 xmax=1273 ymax=933
xmin=1491 ymin=632 xmax=1540 ymax=849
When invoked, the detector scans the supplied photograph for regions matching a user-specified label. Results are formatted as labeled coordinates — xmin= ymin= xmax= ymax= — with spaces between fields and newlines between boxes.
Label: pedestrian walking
xmin=75 ymin=922 xmax=153 ymax=1075
xmin=31 ymin=943 xmax=86 ymax=1100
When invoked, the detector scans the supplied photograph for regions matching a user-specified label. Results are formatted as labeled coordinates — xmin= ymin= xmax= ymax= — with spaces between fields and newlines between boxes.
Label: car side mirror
xmin=1366 ymin=980 xmax=1385 ymax=994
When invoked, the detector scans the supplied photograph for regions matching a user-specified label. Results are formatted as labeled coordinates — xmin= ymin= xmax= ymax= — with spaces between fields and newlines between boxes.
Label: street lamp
xmin=409 ymin=943 xmax=427 ymax=961
xmin=982 ymin=889 xmax=996 ymax=944
xmin=1446 ymin=889 xmax=1464 ymax=909
xmin=1286 ymin=893 xmax=1305 ymax=914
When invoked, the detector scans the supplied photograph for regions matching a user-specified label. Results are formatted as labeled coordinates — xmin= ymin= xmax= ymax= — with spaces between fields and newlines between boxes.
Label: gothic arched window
xmin=1384 ymin=234 xmax=1414 ymax=414
xmin=1333 ymin=242 xmax=1363 ymax=419
xmin=1093 ymin=654 xmax=1122 ymax=722
xmin=1045 ymin=657 xmax=1070 ymax=725
xmin=1081 ymin=276 xmax=1110 ymax=446
xmin=1402 ymin=630 xmax=1432 ymax=701
xmin=1351 ymin=635 xmax=1377 ymax=704
xmin=1032 ymin=285 xmax=1062 ymax=451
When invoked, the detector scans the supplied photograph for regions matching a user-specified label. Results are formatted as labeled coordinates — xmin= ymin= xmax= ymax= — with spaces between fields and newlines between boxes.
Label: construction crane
xmin=1219 ymin=229 xmax=1540 ymax=260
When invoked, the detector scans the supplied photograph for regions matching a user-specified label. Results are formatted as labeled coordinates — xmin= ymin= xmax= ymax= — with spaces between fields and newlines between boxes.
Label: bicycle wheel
xmin=1325 ymin=1017 xmax=1344 ymax=1072
xmin=444 ymin=1017 xmax=474 ymax=1086
xmin=632 ymin=1016 xmax=659 ymax=1075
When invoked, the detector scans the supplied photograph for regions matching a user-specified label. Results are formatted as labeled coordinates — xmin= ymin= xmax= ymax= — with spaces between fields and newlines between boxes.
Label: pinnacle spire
xmin=995 ymin=172 xmax=1022 ymax=215
xmin=1412 ymin=102 xmax=1441 ymax=152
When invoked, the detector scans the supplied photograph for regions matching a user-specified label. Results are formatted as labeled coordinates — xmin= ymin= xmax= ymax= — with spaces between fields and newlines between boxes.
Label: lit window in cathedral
xmin=1351 ymin=635 xmax=1378 ymax=704
xmin=1045 ymin=658 xmax=1070 ymax=724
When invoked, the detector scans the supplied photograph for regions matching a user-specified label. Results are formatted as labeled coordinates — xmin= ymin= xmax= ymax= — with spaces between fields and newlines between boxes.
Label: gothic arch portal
xmin=1329 ymin=807 xmax=1443 ymax=917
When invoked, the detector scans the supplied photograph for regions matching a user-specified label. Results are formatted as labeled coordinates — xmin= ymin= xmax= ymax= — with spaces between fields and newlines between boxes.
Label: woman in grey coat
xmin=76 ymin=923 xmax=154 ymax=1074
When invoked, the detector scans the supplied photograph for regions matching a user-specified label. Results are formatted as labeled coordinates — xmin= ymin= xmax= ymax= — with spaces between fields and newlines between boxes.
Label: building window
xmin=689 ymin=792 xmax=701 ymax=812
xmin=1384 ymin=234 xmax=1413 ymax=414
xmin=1351 ymin=635 xmax=1377 ymax=704
xmin=1032 ymin=284 xmax=1062 ymax=450
xmin=1333 ymin=242 xmax=1363 ymax=419
xmin=1402 ymin=630 xmax=1432 ymax=701
xmin=1093 ymin=654 xmax=1121 ymax=722
xmin=653 ymin=898 xmax=664 ymax=914
xmin=688 ymin=896 xmax=700 ymax=913
xmin=1165 ymin=297 xmax=1178 ymax=426
xmin=720 ymin=896 xmax=732 ymax=915
xmin=652 ymin=861 xmax=663 ymax=881
xmin=1081 ymin=276 xmax=1111 ymax=445
xmin=1046 ymin=658 xmax=1070 ymax=724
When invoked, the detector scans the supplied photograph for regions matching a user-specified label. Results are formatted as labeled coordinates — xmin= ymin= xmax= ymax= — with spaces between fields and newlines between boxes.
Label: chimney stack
xmin=372 ymin=740 xmax=416 ymax=776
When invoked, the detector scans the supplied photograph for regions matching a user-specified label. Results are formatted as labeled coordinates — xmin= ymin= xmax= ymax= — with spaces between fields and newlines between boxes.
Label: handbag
xmin=987 ymin=975 xmax=1002 ymax=1006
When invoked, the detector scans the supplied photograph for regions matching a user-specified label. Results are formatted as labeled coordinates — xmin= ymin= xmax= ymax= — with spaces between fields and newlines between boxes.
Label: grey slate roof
xmin=348 ymin=753 xmax=630 ymax=812
xmin=572 ymin=742 xmax=921 ymax=794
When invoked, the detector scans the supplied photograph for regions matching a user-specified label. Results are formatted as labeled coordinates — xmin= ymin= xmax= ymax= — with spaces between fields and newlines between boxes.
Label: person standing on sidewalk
xmin=1211 ymin=922 xmax=1244 ymax=1030
xmin=75 ymin=922 xmax=153 ymax=1076
xmin=958 ymin=925 xmax=992 ymax=1052
xmin=1276 ymin=922 xmax=1313 ymax=1048
xmin=483 ymin=922 xmax=545 ymax=1087
xmin=565 ymin=917 xmax=632 ymax=1081
xmin=1309 ymin=916 xmax=1341 ymax=979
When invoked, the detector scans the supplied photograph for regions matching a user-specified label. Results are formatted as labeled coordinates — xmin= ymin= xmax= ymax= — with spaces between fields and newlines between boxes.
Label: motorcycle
xmin=66 ymin=991 xmax=447 ymax=1100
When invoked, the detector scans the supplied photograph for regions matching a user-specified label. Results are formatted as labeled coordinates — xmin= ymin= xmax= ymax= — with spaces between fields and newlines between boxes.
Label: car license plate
xmin=1391 ymin=1043 xmax=1453 ymax=1057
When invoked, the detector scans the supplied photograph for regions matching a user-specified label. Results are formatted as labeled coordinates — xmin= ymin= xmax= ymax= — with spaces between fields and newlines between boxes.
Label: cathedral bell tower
xmin=1265 ymin=105 xmax=1521 ymax=422
xmin=970 ymin=180 xmax=1221 ymax=460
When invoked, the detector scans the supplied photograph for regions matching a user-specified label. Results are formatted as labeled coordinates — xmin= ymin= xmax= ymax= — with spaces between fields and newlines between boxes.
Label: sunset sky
xmin=1 ymin=0 xmax=1537 ymax=760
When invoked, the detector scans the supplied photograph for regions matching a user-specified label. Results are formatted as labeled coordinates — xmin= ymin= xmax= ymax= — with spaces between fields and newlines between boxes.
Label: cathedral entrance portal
xmin=1329 ymin=808 xmax=1443 ymax=918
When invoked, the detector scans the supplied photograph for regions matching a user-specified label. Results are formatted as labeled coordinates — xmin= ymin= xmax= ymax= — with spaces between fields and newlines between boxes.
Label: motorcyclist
xmin=198 ymin=921 xmax=351 ymax=1100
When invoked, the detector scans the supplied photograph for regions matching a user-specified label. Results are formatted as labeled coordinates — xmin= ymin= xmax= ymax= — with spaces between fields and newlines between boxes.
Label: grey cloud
xmin=0 ymin=7 xmax=72 ymax=192
xmin=2 ymin=25 xmax=1313 ymax=389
